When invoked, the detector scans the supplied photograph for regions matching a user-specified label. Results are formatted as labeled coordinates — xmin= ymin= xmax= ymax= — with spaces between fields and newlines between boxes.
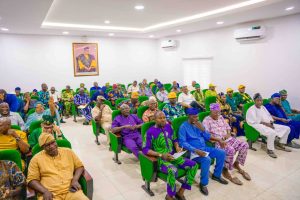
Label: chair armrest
xmin=26 ymin=187 xmax=36 ymax=199
xmin=139 ymin=153 xmax=158 ymax=182
xmin=109 ymin=132 xmax=122 ymax=153
xmin=79 ymin=169 xmax=93 ymax=200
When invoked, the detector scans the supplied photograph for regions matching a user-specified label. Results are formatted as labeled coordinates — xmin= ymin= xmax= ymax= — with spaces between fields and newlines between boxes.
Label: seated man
xmin=14 ymin=87 xmax=24 ymax=113
xmin=25 ymin=98 xmax=59 ymax=131
xmin=246 ymin=93 xmax=291 ymax=158
xmin=92 ymin=96 xmax=113 ymax=147
xmin=31 ymin=89 xmax=39 ymax=98
xmin=111 ymin=104 xmax=143 ymax=158
xmin=143 ymin=111 xmax=198 ymax=200
xmin=127 ymin=80 xmax=139 ymax=94
xmin=235 ymin=85 xmax=253 ymax=110
xmin=27 ymin=133 xmax=88 ymax=200
xmin=162 ymin=92 xmax=186 ymax=122
xmin=280 ymin=89 xmax=300 ymax=121
xmin=193 ymin=83 xmax=205 ymax=108
xmin=205 ymin=83 xmax=217 ymax=98
xmin=265 ymin=93 xmax=300 ymax=149
xmin=188 ymin=80 xmax=197 ymax=92
xmin=0 ymin=102 xmax=25 ymax=131
xmin=156 ymin=83 xmax=169 ymax=103
xmin=0 ymin=89 xmax=19 ymax=112
xmin=203 ymin=103 xmax=250 ymax=185
xmin=179 ymin=108 xmax=228 ymax=196
xmin=50 ymin=87 xmax=65 ymax=123
xmin=23 ymin=92 xmax=38 ymax=114
xmin=28 ymin=115 xmax=65 ymax=148
xmin=74 ymin=88 xmax=92 ymax=125
xmin=91 ymin=88 xmax=108 ymax=103
xmin=226 ymin=88 xmax=243 ymax=116
xmin=129 ymin=92 xmax=140 ymax=114
xmin=170 ymin=81 xmax=180 ymax=94
xmin=38 ymin=83 xmax=50 ymax=107
xmin=78 ymin=83 xmax=89 ymax=95
xmin=108 ymin=84 xmax=124 ymax=106
xmin=142 ymin=98 xmax=158 ymax=122
xmin=139 ymin=84 xmax=153 ymax=97
xmin=0 ymin=117 xmax=30 ymax=169
xmin=178 ymin=86 xmax=204 ymax=111
xmin=61 ymin=85 xmax=74 ymax=118
xmin=0 ymin=160 xmax=26 ymax=199
xmin=90 ymin=81 xmax=101 ymax=91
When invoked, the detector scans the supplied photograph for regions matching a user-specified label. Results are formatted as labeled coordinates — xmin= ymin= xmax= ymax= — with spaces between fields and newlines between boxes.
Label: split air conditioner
xmin=161 ymin=40 xmax=177 ymax=48
xmin=234 ymin=25 xmax=266 ymax=41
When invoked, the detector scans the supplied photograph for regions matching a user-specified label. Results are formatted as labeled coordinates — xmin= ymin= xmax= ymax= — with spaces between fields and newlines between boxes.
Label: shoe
xmin=60 ymin=120 xmax=66 ymax=123
xmin=175 ymin=193 xmax=187 ymax=200
xmin=267 ymin=150 xmax=277 ymax=158
xmin=83 ymin=121 xmax=89 ymax=125
xmin=276 ymin=144 xmax=292 ymax=152
xmin=287 ymin=142 xmax=300 ymax=149
xmin=199 ymin=184 xmax=208 ymax=196
xmin=211 ymin=175 xmax=228 ymax=184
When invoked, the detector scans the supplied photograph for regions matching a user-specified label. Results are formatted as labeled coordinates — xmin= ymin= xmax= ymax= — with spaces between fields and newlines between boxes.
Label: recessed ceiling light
xmin=104 ymin=20 xmax=110 ymax=24
xmin=62 ymin=31 xmax=69 ymax=35
xmin=216 ymin=21 xmax=224 ymax=25
xmin=149 ymin=35 xmax=154 ymax=38
xmin=108 ymin=33 xmax=115 ymax=36
xmin=176 ymin=29 xmax=182 ymax=33
xmin=135 ymin=5 xmax=144 ymax=10
xmin=1 ymin=27 xmax=9 ymax=31
xmin=285 ymin=6 xmax=294 ymax=11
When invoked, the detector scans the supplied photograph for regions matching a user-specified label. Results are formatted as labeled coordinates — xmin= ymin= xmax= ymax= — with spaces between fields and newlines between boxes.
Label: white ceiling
xmin=0 ymin=0 xmax=299 ymax=38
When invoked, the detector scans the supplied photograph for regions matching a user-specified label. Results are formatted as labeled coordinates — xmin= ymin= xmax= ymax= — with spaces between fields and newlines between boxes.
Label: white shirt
xmin=127 ymin=85 xmax=139 ymax=93
xmin=178 ymin=92 xmax=195 ymax=104
xmin=246 ymin=105 xmax=273 ymax=125
xmin=50 ymin=92 xmax=61 ymax=103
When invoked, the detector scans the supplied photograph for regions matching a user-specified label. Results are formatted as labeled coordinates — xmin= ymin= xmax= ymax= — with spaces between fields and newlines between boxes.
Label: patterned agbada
xmin=61 ymin=90 xmax=74 ymax=116
xmin=203 ymin=116 xmax=249 ymax=170
xmin=235 ymin=92 xmax=253 ymax=107
xmin=77 ymin=54 xmax=97 ymax=72
xmin=0 ymin=160 xmax=25 ymax=200
xmin=142 ymin=124 xmax=198 ymax=198
xmin=38 ymin=91 xmax=50 ymax=107
xmin=73 ymin=93 xmax=92 ymax=121
xmin=162 ymin=103 xmax=186 ymax=122
xmin=226 ymin=95 xmax=239 ymax=112
xmin=193 ymin=90 xmax=205 ymax=105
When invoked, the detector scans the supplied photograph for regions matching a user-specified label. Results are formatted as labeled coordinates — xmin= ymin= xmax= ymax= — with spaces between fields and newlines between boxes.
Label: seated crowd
xmin=0 ymin=79 xmax=299 ymax=200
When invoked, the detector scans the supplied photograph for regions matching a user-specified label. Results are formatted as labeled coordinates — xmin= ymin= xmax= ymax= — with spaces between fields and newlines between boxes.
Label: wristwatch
xmin=15 ymin=137 xmax=21 ymax=142
xmin=158 ymin=153 xmax=162 ymax=158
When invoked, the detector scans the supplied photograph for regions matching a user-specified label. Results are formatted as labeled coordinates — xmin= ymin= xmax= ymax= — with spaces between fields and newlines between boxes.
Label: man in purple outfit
xmin=111 ymin=104 xmax=143 ymax=158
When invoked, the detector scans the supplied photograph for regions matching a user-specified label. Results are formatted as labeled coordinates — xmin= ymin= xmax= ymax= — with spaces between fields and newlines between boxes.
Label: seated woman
xmin=218 ymin=92 xmax=244 ymax=136
xmin=143 ymin=111 xmax=198 ymax=200
xmin=142 ymin=98 xmax=158 ymax=122
xmin=0 ymin=160 xmax=26 ymax=199
xmin=202 ymin=103 xmax=251 ymax=185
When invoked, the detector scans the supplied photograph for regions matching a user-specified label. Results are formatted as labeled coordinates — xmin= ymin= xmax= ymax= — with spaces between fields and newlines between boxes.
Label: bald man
xmin=0 ymin=102 xmax=25 ymax=130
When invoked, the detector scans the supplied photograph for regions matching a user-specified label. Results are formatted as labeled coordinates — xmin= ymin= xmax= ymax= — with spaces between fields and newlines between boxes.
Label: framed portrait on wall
xmin=72 ymin=43 xmax=99 ymax=76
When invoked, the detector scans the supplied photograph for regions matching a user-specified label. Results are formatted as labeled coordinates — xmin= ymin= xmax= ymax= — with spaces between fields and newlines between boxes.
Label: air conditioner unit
xmin=161 ymin=40 xmax=177 ymax=48
xmin=234 ymin=25 xmax=266 ymax=41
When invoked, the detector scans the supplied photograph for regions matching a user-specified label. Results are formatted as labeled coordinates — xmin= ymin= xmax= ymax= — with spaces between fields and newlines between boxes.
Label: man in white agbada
xmin=246 ymin=93 xmax=291 ymax=158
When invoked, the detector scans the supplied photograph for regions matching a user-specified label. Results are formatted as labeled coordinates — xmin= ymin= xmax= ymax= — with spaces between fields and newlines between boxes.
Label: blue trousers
xmin=276 ymin=120 xmax=300 ymax=143
xmin=192 ymin=147 xmax=226 ymax=186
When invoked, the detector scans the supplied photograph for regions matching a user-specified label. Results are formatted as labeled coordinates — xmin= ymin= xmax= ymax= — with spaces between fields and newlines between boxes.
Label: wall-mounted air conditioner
xmin=161 ymin=40 xmax=177 ymax=48
xmin=234 ymin=25 xmax=266 ymax=41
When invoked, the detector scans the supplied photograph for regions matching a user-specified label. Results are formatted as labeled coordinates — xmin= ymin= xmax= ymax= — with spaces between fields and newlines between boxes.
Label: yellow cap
xmin=131 ymin=92 xmax=139 ymax=99
xmin=238 ymin=85 xmax=245 ymax=89
xmin=226 ymin=88 xmax=233 ymax=93
xmin=168 ymin=92 xmax=177 ymax=99
xmin=208 ymin=83 xmax=216 ymax=87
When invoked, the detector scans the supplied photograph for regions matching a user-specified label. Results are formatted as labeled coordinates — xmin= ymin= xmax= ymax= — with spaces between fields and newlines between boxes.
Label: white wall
xmin=157 ymin=14 xmax=300 ymax=107
xmin=0 ymin=35 xmax=158 ymax=92
xmin=0 ymin=14 xmax=299 ymax=106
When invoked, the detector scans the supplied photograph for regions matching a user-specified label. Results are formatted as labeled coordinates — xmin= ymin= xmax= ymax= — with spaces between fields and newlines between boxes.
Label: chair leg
xmin=95 ymin=135 xmax=100 ymax=145
xmin=248 ymin=140 xmax=257 ymax=151
xmin=113 ymin=152 xmax=121 ymax=164
xmin=73 ymin=115 xmax=77 ymax=122
xmin=141 ymin=180 xmax=154 ymax=196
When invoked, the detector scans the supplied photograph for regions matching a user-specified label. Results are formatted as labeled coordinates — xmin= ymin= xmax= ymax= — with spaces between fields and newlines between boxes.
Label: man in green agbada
xmin=28 ymin=115 xmax=66 ymax=148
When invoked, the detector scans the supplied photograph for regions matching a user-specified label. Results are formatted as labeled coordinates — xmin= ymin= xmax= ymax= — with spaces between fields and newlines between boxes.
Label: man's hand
xmin=195 ymin=149 xmax=207 ymax=157
xmin=175 ymin=146 xmax=183 ymax=153
xmin=53 ymin=124 xmax=61 ymax=135
xmin=7 ymin=129 xmax=19 ymax=138
xmin=42 ymin=190 xmax=53 ymax=200
xmin=48 ymin=97 xmax=55 ymax=106
xmin=70 ymin=179 xmax=81 ymax=192
xmin=162 ymin=153 xmax=174 ymax=161
xmin=218 ymin=140 xmax=226 ymax=149
xmin=281 ymin=118 xmax=289 ymax=123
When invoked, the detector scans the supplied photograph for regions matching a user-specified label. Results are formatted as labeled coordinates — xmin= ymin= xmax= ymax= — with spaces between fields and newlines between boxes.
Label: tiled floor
xmin=61 ymin=117 xmax=300 ymax=200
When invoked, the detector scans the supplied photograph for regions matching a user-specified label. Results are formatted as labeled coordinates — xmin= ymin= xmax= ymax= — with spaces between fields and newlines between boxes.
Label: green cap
xmin=42 ymin=115 xmax=54 ymax=125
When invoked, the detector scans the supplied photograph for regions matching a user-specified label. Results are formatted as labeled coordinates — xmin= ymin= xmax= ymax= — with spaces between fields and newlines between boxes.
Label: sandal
xmin=223 ymin=172 xmax=243 ymax=185
xmin=238 ymin=170 xmax=251 ymax=181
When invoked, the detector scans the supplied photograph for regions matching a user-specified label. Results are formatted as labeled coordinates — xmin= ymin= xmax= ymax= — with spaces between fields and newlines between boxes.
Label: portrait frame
xmin=72 ymin=43 xmax=99 ymax=77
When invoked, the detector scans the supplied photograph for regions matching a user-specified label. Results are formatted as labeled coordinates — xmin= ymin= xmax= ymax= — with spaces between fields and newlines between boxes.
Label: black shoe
xmin=175 ymin=193 xmax=186 ymax=200
xmin=60 ymin=120 xmax=66 ymax=123
xmin=212 ymin=175 xmax=228 ymax=185
xmin=199 ymin=184 xmax=208 ymax=196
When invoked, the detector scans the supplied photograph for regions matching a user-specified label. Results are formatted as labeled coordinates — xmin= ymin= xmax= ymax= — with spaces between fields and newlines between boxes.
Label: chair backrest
xmin=29 ymin=120 xmax=42 ymax=133
xmin=233 ymin=92 xmax=239 ymax=98
xmin=138 ymin=96 xmax=149 ymax=103
xmin=112 ymin=110 xmax=121 ymax=120
xmin=115 ymin=98 xmax=129 ymax=106
xmin=172 ymin=116 xmax=188 ymax=138
xmin=202 ymin=89 xmax=208 ymax=96
xmin=263 ymin=98 xmax=270 ymax=105
xmin=199 ymin=111 xmax=211 ymax=122
xmin=205 ymin=96 xmax=217 ymax=111
xmin=137 ymin=106 xmax=149 ymax=119
xmin=164 ymin=83 xmax=172 ymax=92
xmin=127 ymin=83 xmax=132 ymax=89
xmin=151 ymin=85 xmax=158 ymax=94
xmin=104 ymin=100 xmax=115 ymax=110
xmin=27 ymin=108 xmax=35 ymax=116
xmin=141 ymin=121 xmax=155 ymax=139
xmin=30 ymin=96 xmax=39 ymax=100
xmin=158 ymin=102 xmax=167 ymax=110
xmin=0 ymin=149 xmax=22 ymax=171
xmin=90 ymin=90 xmax=97 ymax=98
xmin=11 ymin=125 xmax=21 ymax=130
xmin=32 ymin=139 xmax=72 ymax=156
xmin=177 ymin=92 xmax=182 ymax=99
xmin=243 ymin=102 xmax=255 ymax=117
xmin=91 ymin=119 xmax=99 ymax=136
